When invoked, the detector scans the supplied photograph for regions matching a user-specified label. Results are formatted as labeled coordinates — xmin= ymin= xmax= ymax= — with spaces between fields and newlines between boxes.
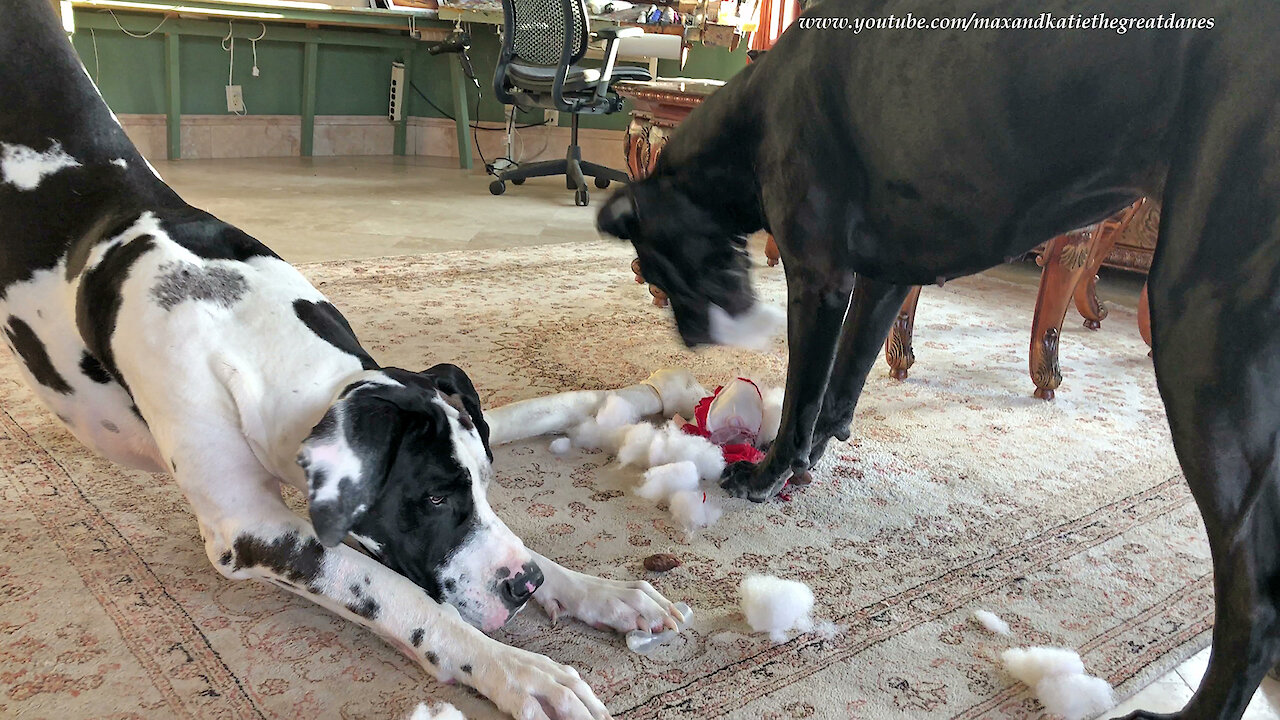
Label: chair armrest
xmin=593 ymin=26 xmax=644 ymax=40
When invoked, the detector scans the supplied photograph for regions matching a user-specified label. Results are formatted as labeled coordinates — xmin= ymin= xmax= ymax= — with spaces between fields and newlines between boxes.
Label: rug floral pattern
xmin=0 ymin=242 xmax=1209 ymax=719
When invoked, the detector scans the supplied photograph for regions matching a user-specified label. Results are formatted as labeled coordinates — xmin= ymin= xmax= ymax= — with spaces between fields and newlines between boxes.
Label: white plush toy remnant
xmin=740 ymin=575 xmax=815 ymax=642
xmin=1001 ymin=647 xmax=1115 ymax=720
xmin=568 ymin=417 xmax=625 ymax=452
xmin=636 ymin=462 xmax=700 ymax=501
xmin=971 ymin=609 xmax=1012 ymax=636
xmin=406 ymin=701 xmax=467 ymax=720
xmin=548 ymin=437 xmax=571 ymax=455
xmin=669 ymin=489 xmax=722 ymax=531
xmin=758 ymin=386 xmax=785 ymax=446
xmin=707 ymin=302 xmax=786 ymax=351
xmin=596 ymin=393 xmax=641 ymax=429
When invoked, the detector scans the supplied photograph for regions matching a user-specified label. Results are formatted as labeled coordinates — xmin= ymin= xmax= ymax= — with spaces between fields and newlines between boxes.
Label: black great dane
xmin=1 ymin=3 xmax=684 ymax=718
xmin=598 ymin=1 xmax=1278 ymax=718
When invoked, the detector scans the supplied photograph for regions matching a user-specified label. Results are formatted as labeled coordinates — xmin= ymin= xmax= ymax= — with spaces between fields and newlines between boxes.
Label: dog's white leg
xmin=528 ymin=550 xmax=685 ymax=634
xmin=171 ymin=437 xmax=611 ymax=720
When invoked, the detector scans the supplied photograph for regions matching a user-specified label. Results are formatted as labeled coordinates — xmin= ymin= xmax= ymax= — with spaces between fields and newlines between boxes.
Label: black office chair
xmin=491 ymin=0 xmax=651 ymax=205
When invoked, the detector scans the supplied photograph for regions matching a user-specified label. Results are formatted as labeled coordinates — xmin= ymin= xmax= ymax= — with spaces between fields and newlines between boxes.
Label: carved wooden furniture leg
xmin=765 ymin=234 xmax=781 ymax=267
xmin=884 ymin=285 xmax=923 ymax=379
xmin=1138 ymin=283 xmax=1152 ymax=354
xmin=1072 ymin=200 xmax=1142 ymax=329
xmin=1029 ymin=229 xmax=1096 ymax=400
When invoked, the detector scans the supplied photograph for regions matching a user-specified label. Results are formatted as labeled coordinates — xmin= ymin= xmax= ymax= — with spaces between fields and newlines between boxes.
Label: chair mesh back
xmin=510 ymin=0 xmax=587 ymax=66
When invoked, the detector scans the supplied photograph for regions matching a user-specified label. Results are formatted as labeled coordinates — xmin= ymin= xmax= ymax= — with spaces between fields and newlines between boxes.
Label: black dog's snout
xmin=499 ymin=562 xmax=544 ymax=608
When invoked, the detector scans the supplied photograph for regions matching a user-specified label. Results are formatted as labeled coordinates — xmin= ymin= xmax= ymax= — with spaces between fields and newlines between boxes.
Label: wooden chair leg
xmin=1030 ymin=229 xmax=1096 ymax=400
xmin=1072 ymin=200 xmax=1140 ymax=330
xmin=884 ymin=285 xmax=923 ymax=380
xmin=765 ymin=234 xmax=781 ymax=267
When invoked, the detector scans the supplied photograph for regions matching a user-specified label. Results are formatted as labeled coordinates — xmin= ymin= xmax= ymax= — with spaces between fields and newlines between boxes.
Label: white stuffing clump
xmin=1001 ymin=647 xmax=1115 ymax=720
xmin=669 ymin=489 xmax=722 ymax=531
xmin=406 ymin=701 xmax=467 ymax=720
xmin=596 ymin=393 xmax=641 ymax=429
xmin=568 ymin=417 xmax=625 ymax=452
xmin=648 ymin=422 xmax=726 ymax=480
xmin=617 ymin=423 xmax=658 ymax=467
xmin=707 ymin=303 xmax=786 ymax=351
xmin=971 ymin=609 xmax=1011 ymax=636
xmin=739 ymin=574 xmax=815 ymax=642
xmin=548 ymin=437 xmax=571 ymax=455
xmin=636 ymin=462 xmax=700 ymax=501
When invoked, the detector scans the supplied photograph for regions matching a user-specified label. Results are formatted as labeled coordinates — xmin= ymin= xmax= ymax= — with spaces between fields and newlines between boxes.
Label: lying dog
xmin=0 ymin=4 xmax=682 ymax=718
xmin=599 ymin=1 xmax=1278 ymax=718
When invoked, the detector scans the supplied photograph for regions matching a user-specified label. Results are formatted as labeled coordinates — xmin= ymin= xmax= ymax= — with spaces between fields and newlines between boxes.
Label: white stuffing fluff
xmin=617 ymin=423 xmax=658 ymax=467
xmin=1034 ymin=673 xmax=1115 ymax=720
xmin=758 ymin=386 xmax=785 ymax=446
xmin=739 ymin=574 xmax=815 ymax=642
xmin=596 ymin=393 xmax=641 ymax=429
xmin=707 ymin=302 xmax=786 ymax=351
xmin=406 ymin=701 xmax=467 ymax=720
xmin=1001 ymin=647 xmax=1114 ymax=720
xmin=648 ymin=423 xmax=726 ymax=480
xmin=669 ymin=489 xmax=722 ymax=531
xmin=548 ymin=437 xmax=571 ymax=455
xmin=1001 ymin=647 xmax=1085 ymax=686
xmin=971 ymin=609 xmax=1011 ymax=636
xmin=568 ymin=417 xmax=626 ymax=452
xmin=636 ymin=462 xmax=700 ymax=501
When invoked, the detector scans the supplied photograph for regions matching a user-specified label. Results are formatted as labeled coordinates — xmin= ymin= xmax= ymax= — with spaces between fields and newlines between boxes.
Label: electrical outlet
xmin=225 ymin=85 xmax=245 ymax=114
xmin=544 ymin=109 xmax=558 ymax=125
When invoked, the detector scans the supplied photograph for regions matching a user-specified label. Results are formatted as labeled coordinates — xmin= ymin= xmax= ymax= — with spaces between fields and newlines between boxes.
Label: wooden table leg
xmin=884 ymin=285 xmax=923 ymax=380
xmin=1138 ymin=282 xmax=1152 ymax=353
xmin=1030 ymin=229 xmax=1096 ymax=400
xmin=765 ymin=234 xmax=781 ymax=267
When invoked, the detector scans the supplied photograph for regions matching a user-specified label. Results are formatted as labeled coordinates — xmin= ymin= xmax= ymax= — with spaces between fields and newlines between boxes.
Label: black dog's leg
xmin=807 ymin=275 xmax=912 ymax=469
xmin=722 ymin=267 xmax=853 ymax=501
xmin=1124 ymin=94 xmax=1280 ymax=720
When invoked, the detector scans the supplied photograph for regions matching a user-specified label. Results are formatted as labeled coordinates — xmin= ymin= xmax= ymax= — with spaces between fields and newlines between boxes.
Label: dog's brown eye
xmin=428 ymin=495 xmax=447 ymax=506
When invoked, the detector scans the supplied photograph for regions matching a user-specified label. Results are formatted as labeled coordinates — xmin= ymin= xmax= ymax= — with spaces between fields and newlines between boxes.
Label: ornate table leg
xmin=884 ymin=286 xmax=923 ymax=380
xmin=1138 ymin=283 xmax=1152 ymax=353
xmin=764 ymin=234 xmax=781 ymax=267
xmin=1029 ymin=229 xmax=1096 ymax=400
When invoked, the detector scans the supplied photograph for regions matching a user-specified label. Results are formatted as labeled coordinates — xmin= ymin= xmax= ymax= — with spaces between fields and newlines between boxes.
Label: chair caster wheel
xmin=574 ymin=189 xmax=589 ymax=206
xmin=489 ymin=180 xmax=506 ymax=196
xmin=594 ymin=176 xmax=610 ymax=189
xmin=511 ymin=178 xmax=525 ymax=185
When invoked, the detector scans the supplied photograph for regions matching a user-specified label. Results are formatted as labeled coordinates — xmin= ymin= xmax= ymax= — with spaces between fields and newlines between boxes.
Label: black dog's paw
xmin=1118 ymin=712 xmax=1179 ymax=720
xmin=720 ymin=461 xmax=786 ymax=503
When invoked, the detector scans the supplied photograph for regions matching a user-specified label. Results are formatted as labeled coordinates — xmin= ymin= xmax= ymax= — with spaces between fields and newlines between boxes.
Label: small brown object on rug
xmin=644 ymin=553 xmax=682 ymax=572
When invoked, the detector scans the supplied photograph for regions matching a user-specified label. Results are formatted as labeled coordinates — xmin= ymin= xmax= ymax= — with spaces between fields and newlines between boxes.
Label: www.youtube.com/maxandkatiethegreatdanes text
xmin=795 ymin=12 xmax=1215 ymax=34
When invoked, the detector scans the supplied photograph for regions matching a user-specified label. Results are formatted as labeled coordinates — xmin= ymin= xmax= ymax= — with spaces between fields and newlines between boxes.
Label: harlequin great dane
xmin=0 ymin=3 xmax=685 ymax=718
xmin=599 ymin=0 xmax=1279 ymax=718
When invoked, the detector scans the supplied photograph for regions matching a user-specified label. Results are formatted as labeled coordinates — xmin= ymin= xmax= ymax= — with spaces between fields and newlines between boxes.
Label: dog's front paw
xmin=476 ymin=647 xmax=610 ymax=720
xmin=720 ymin=460 xmax=787 ymax=502
xmin=537 ymin=572 xmax=684 ymax=635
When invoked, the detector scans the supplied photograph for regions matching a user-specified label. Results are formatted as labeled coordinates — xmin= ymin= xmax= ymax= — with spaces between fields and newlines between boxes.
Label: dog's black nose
xmin=499 ymin=562 xmax=544 ymax=608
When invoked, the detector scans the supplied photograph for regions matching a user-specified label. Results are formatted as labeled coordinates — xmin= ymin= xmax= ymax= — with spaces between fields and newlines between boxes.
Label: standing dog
xmin=1 ymin=4 xmax=682 ymax=719
xmin=598 ymin=1 xmax=1278 ymax=718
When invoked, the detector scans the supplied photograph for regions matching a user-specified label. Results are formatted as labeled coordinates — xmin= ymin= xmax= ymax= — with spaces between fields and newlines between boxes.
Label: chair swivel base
xmin=489 ymin=148 xmax=630 ymax=206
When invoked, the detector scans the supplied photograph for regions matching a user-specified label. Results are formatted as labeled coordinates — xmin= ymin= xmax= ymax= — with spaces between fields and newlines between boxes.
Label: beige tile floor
xmin=155 ymin=156 xmax=1280 ymax=720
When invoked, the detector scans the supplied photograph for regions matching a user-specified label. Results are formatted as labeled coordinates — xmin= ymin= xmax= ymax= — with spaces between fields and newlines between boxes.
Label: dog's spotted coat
xmin=1 ymin=4 xmax=682 ymax=718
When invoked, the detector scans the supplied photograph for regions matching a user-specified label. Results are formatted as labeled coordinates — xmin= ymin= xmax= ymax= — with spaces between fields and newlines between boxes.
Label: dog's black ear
xmin=597 ymin=186 xmax=640 ymax=240
xmin=297 ymin=383 xmax=436 ymax=545
xmin=423 ymin=363 xmax=491 ymax=460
